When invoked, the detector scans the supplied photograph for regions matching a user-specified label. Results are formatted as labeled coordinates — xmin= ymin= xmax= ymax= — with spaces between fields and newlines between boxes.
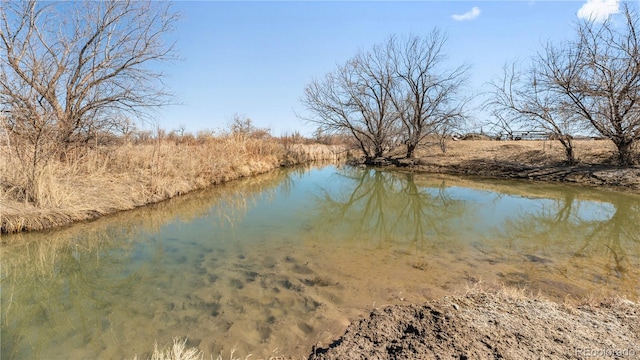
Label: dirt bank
xmin=367 ymin=140 xmax=640 ymax=192
xmin=416 ymin=161 xmax=640 ymax=192
xmin=309 ymin=289 xmax=640 ymax=360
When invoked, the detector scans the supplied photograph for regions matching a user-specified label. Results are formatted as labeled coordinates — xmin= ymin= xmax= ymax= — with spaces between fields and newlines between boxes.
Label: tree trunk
xmin=374 ymin=142 xmax=385 ymax=158
xmin=565 ymin=146 xmax=575 ymax=165
xmin=615 ymin=139 xmax=636 ymax=165
xmin=558 ymin=137 xmax=575 ymax=164
xmin=405 ymin=143 xmax=416 ymax=159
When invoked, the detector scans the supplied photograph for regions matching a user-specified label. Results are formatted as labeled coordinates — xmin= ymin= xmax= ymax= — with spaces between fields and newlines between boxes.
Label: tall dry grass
xmin=133 ymin=337 xmax=297 ymax=360
xmin=0 ymin=134 xmax=346 ymax=234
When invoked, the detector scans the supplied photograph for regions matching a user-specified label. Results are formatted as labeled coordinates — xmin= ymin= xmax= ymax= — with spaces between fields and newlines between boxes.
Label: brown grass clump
xmin=0 ymin=135 xmax=345 ymax=234
xmin=133 ymin=338 xmax=299 ymax=360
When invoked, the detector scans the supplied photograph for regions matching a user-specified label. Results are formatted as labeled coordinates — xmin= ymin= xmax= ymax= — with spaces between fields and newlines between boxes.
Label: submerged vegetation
xmin=4 ymin=164 xmax=637 ymax=358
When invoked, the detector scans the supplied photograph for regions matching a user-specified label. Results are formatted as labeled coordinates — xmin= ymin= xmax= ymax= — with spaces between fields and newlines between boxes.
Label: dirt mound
xmin=309 ymin=290 xmax=640 ymax=360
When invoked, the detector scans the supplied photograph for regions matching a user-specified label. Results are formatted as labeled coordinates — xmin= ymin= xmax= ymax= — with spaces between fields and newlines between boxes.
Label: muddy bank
xmin=414 ymin=161 xmax=640 ymax=192
xmin=309 ymin=289 xmax=640 ymax=360
xmin=352 ymin=139 xmax=640 ymax=192
xmin=411 ymin=140 xmax=640 ymax=192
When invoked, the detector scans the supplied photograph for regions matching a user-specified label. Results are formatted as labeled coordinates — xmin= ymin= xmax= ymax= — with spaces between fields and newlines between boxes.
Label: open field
xmin=408 ymin=139 xmax=640 ymax=191
xmin=417 ymin=139 xmax=620 ymax=167
xmin=0 ymin=137 xmax=345 ymax=235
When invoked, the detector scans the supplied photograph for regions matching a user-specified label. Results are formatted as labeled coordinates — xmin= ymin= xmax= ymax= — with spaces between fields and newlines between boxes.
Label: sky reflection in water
xmin=1 ymin=164 xmax=638 ymax=359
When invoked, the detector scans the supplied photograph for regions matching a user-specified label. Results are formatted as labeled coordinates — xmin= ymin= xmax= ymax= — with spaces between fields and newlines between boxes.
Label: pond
xmin=1 ymin=164 xmax=639 ymax=359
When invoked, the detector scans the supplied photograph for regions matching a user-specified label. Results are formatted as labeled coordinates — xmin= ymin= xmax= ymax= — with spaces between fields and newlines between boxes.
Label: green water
xmin=1 ymin=164 xmax=639 ymax=359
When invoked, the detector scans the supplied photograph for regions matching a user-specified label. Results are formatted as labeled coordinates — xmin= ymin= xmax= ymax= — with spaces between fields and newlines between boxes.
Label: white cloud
xmin=577 ymin=0 xmax=620 ymax=22
xmin=452 ymin=7 xmax=481 ymax=21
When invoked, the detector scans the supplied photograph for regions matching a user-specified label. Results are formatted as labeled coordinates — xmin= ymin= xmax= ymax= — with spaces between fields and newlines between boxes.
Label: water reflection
xmin=2 ymin=226 xmax=136 ymax=357
xmin=1 ymin=168 xmax=295 ymax=359
xmin=311 ymin=168 xmax=468 ymax=248
xmin=471 ymin=186 xmax=639 ymax=298
xmin=310 ymin=167 xmax=639 ymax=299
xmin=1 ymin=165 xmax=638 ymax=359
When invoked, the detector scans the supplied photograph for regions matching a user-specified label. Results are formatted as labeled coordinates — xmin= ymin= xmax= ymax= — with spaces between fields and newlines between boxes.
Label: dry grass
xmin=2 ymin=138 xmax=624 ymax=235
xmin=0 ymin=136 xmax=345 ymax=234
xmin=144 ymin=338 xmax=204 ymax=360
xmin=417 ymin=139 xmax=622 ymax=167
xmin=133 ymin=338 xmax=299 ymax=360
xmin=403 ymin=139 xmax=640 ymax=191
xmin=280 ymin=143 xmax=351 ymax=165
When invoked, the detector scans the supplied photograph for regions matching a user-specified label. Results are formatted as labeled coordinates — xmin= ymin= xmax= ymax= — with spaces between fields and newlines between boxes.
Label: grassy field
xmin=0 ymin=136 xmax=345 ymax=235
xmin=417 ymin=139 xmax=623 ymax=167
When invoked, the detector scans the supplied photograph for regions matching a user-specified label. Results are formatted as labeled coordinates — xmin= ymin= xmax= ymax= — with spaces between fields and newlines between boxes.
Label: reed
xmin=133 ymin=338 xmax=296 ymax=360
xmin=280 ymin=143 xmax=348 ymax=165
xmin=132 ymin=338 xmax=203 ymax=360
xmin=0 ymin=134 xmax=346 ymax=235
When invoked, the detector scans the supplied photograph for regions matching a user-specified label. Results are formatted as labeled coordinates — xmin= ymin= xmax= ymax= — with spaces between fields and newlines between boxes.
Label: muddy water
xmin=1 ymin=164 xmax=639 ymax=359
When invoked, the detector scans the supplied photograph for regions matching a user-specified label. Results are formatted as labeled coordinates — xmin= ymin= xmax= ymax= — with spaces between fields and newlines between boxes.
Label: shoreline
xmin=0 ymin=142 xmax=345 ymax=236
xmin=3 ymin=139 xmax=638 ymax=236
xmin=357 ymin=139 xmax=640 ymax=193
xmin=140 ymin=287 xmax=639 ymax=360
xmin=3 ymin=139 xmax=638 ymax=359
xmin=312 ymin=141 xmax=640 ymax=360
xmin=412 ymin=161 xmax=640 ymax=193
xmin=309 ymin=287 xmax=640 ymax=360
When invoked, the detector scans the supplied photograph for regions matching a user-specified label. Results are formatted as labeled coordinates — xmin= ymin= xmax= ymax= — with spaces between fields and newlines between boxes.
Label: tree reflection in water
xmin=311 ymin=167 xmax=468 ymax=249
xmin=2 ymin=165 xmax=638 ymax=359
xmin=311 ymin=167 xmax=639 ymax=299
xmin=481 ymin=188 xmax=639 ymax=298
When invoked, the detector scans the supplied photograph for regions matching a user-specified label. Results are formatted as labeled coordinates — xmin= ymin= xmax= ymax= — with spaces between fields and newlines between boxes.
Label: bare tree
xmin=1 ymin=0 xmax=177 ymax=204
xmin=573 ymin=4 xmax=640 ymax=164
xmin=1 ymin=0 xmax=178 ymax=156
xmin=302 ymin=30 xmax=468 ymax=161
xmin=228 ymin=113 xmax=271 ymax=140
xmin=301 ymin=48 xmax=399 ymax=159
xmin=486 ymin=61 xmax=581 ymax=163
xmin=387 ymin=32 xmax=470 ymax=158
xmin=536 ymin=4 xmax=640 ymax=165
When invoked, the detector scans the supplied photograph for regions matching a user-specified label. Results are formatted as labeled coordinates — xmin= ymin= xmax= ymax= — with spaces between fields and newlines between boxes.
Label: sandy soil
xmin=309 ymin=289 xmax=640 ymax=360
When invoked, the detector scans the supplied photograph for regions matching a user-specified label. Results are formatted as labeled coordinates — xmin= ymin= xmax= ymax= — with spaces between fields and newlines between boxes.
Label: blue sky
xmin=157 ymin=0 xmax=626 ymax=136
